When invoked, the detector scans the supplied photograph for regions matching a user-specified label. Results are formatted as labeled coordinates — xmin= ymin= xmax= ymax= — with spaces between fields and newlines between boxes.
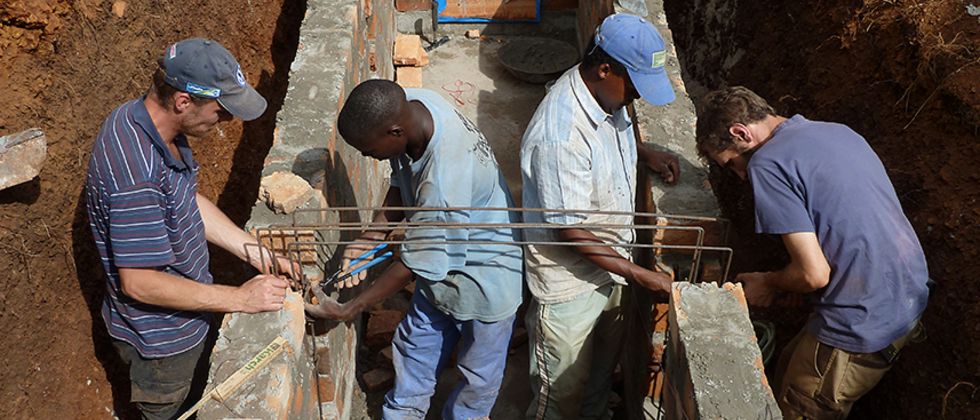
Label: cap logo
xmin=652 ymin=51 xmax=666 ymax=68
xmin=235 ymin=66 xmax=246 ymax=87
xmin=168 ymin=44 xmax=177 ymax=59
xmin=185 ymin=82 xmax=221 ymax=98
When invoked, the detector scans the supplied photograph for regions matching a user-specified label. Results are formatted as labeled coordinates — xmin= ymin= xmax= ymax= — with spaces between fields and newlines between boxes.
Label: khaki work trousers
xmin=773 ymin=324 xmax=919 ymax=420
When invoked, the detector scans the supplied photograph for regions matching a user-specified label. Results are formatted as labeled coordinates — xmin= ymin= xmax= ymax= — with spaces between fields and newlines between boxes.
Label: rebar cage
xmin=247 ymin=206 xmax=732 ymax=297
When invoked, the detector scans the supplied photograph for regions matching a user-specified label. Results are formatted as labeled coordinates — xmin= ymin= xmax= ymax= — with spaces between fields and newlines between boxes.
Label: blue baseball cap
xmin=160 ymin=38 xmax=267 ymax=121
xmin=595 ymin=14 xmax=675 ymax=106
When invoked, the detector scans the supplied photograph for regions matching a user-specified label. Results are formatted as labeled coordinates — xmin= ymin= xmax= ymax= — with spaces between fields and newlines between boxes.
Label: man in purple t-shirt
xmin=695 ymin=86 xmax=929 ymax=418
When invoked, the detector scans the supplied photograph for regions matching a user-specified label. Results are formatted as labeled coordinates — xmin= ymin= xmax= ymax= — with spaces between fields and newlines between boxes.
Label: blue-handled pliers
xmin=321 ymin=243 xmax=393 ymax=290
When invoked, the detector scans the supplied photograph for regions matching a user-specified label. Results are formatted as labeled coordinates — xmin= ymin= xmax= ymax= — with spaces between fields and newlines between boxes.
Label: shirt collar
xmin=569 ymin=65 xmax=633 ymax=131
xmin=131 ymin=97 xmax=197 ymax=171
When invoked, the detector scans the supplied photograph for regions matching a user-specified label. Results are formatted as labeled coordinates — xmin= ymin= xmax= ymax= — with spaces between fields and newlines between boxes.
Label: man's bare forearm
xmin=558 ymin=228 xmax=642 ymax=280
xmin=337 ymin=260 xmax=414 ymax=318
xmin=119 ymin=267 xmax=243 ymax=312
xmin=362 ymin=187 xmax=405 ymax=239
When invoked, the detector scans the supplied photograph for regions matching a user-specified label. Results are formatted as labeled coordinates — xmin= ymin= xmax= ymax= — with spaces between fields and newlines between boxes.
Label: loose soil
xmin=665 ymin=0 xmax=980 ymax=418
xmin=0 ymin=0 xmax=303 ymax=418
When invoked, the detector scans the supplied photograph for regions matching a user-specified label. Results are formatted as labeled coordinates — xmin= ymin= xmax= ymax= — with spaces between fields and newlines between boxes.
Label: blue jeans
xmin=383 ymin=291 xmax=515 ymax=420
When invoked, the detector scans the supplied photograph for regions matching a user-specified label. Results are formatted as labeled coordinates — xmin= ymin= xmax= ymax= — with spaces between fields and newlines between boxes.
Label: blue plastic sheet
xmin=434 ymin=0 xmax=542 ymax=23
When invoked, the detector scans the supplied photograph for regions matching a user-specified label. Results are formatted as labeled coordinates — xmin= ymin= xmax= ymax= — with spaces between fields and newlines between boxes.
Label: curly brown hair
xmin=695 ymin=86 xmax=775 ymax=158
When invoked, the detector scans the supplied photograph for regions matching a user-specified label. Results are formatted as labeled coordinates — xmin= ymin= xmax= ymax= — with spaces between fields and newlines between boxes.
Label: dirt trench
xmin=0 ymin=0 xmax=304 ymax=418
xmin=663 ymin=0 xmax=980 ymax=418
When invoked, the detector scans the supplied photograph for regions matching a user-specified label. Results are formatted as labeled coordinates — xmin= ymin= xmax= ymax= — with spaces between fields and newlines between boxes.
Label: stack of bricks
xmin=394 ymin=34 xmax=429 ymax=88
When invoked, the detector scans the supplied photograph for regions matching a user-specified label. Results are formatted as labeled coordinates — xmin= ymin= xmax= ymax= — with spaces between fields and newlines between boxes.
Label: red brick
xmin=396 ymin=0 xmax=431 ymax=11
xmin=394 ymin=34 xmax=422 ymax=66
xmin=362 ymin=368 xmax=395 ymax=392
xmin=396 ymin=66 xmax=422 ymax=88
xmin=377 ymin=346 xmax=394 ymax=367
xmin=366 ymin=310 xmax=404 ymax=350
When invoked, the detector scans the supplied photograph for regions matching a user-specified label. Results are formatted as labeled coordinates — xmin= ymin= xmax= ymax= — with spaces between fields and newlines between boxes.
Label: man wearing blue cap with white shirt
xmin=520 ymin=13 xmax=679 ymax=419
xmin=85 ymin=38 xmax=296 ymax=419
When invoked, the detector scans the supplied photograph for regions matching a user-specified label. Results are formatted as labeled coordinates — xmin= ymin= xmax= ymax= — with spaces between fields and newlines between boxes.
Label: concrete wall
xmin=200 ymin=0 xmax=395 ymax=418
xmin=664 ymin=282 xmax=780 ymax=419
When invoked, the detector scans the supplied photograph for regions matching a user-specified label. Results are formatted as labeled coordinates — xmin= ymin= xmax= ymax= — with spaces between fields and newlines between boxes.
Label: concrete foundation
xmin=664 ymin=282 xmax=781 ymax=419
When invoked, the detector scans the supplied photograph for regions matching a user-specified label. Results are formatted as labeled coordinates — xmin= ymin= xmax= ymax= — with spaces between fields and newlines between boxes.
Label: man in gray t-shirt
xmin=305 ymin=79 xmax=522 ymax=419
xmin=695 ymin=86 xmax=929 ymax=419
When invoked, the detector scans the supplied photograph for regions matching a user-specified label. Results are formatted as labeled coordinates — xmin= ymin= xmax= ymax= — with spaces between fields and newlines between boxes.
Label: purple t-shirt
xmin=749 ymin=115 xmax=929 ymax=353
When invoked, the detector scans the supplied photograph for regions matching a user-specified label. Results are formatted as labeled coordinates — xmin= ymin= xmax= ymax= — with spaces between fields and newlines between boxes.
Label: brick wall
xmin=199 ymin=0 xmax=395 ymax=418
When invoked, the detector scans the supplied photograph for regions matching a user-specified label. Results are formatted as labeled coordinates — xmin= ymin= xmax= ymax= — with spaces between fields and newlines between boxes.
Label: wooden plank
xmin=439 ymin=0 xmax=538 ymax=21
xmin=177 ymin=336 xmax=289 ymax=420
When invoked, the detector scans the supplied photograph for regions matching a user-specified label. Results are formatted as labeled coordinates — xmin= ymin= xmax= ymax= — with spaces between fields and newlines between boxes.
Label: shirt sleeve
xmin=527 ymin=135 xmax=592 ymax=225
xmin=749 ymin=159 xmax=815 ymax=234
xmin=108 ymin=183 xmax=176 ymax=268
xmin=399 ymin=161 xmax=472 ymax=282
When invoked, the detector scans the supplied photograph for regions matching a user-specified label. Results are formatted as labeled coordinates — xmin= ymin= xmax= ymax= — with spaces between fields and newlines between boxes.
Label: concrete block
xmin=366 ymin=309 xmax=404 ymax=350
xmin=200 ymin=290 xmax=319 ymax=419
xmin=396 ymin=66 xmax=422 ymax=88
xmin=260 ymin=171 xmax=315 ymax=214
xmin=664 ymin=282 xmax=780 ymax=420
xmin=362 ymin=368 xmax=395 ymax=392
xmin=396 ymin=0 xmax=431 ymax=11
xmin=393 ymin=34 xmax=422 ymax=66
xmin=0 ymin=128 xmax=46 ymax=191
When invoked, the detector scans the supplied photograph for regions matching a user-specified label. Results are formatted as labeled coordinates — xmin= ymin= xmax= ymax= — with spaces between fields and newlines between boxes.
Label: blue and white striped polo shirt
xmin=85 ymin=98 xmax=212 ymax=358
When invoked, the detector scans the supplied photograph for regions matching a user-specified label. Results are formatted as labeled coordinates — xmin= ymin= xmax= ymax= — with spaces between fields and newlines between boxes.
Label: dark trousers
xmin=113 ymin=340 xmax=206 ymax=420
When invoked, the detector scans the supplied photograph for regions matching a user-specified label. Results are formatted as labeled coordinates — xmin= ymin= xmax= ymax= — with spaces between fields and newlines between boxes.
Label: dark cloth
xmin=749 ymin=115 xmax=929 ymax=353
xmin=113 ymin=339 xmax=206 ymax=420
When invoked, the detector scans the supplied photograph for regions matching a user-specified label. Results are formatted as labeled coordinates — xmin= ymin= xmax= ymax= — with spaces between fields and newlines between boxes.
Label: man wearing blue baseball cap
xmin=520 ymin=13 xmax=679 ymax=419
xmin=85 ymin=38 xmax=294 ymax=419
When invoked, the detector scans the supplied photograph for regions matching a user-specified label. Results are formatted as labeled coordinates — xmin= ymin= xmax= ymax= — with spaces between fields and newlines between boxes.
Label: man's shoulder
xmin=90 ymin=99 xmax=162 ymax=191
xmin=523 ymin=84 xmax=580 ymax=147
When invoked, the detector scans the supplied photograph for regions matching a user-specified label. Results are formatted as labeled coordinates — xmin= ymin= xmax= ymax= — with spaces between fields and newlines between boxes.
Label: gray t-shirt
xmin=750 ymin=115 xmax=929 ymax=353
xmin=389 ymin=88 xmax=523 ymax=322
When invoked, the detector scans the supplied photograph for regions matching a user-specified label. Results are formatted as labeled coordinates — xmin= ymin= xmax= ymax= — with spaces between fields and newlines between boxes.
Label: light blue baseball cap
xmin=595 ymin=13 xmax=675 ymax=106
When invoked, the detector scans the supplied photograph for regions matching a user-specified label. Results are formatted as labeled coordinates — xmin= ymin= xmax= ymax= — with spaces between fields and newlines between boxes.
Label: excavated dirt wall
xmin=0 ymin=1 xmax=304 ymax=418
